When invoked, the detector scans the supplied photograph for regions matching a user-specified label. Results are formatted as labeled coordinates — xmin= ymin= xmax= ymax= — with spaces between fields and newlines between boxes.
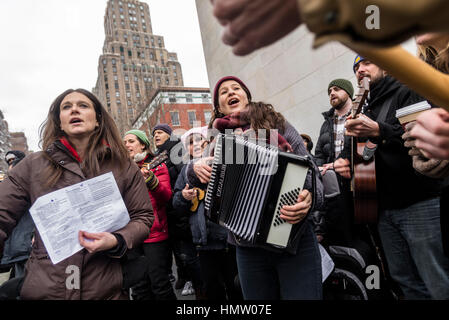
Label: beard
xmin=367 ymin=70 xmax=385 ymax=87
xmin=331 ymin=96 xmax=348 ymax=110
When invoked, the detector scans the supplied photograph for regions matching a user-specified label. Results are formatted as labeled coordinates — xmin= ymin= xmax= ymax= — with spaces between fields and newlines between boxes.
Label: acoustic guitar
xmin=350 ymin=77 xmax=378 ymax=224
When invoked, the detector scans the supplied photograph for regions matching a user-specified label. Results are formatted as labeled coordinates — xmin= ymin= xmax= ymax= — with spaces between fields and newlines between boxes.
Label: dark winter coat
xmin=314 ymin=107 xmax=353 ymax=245
xmin=314 ymin=108 xmax=352 ymax=167
xmin=363 ymin=75 xmax=443 ymax=210
xmin=156 ymin=137 xmax=191 ymax=241
xmin=0 ymin=141 xmax=154 ymax=300
xmin=155 ymin=137 xmax=184 ymax=190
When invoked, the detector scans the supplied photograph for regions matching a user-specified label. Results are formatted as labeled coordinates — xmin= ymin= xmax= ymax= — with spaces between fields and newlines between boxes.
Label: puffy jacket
xmin=313 ymin=108 xmax=352 ymax=242
xmin=137 ymin=154 xmax=172 ymax=243
xmin=0 ymin=141 xmax=154 ymax=300
xmin=314 ymin=108 xmax=351 ymax=167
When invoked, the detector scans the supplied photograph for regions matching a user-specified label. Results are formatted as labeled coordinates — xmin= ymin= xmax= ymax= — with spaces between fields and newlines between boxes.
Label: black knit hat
xmin=328 ymin=79 xmax=354 ymax=99
xmin=152 ymin=123 xmax=173 ymax=136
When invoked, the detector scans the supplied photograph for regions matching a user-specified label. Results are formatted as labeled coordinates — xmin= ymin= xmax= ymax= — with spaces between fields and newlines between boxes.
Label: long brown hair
xmin=418 ymin=43 xmax=449 ymax=74
xmin=209 ymin=101 xmax=286 ymax=133
xmin=39 ymin=88 xmax=129 ymax=187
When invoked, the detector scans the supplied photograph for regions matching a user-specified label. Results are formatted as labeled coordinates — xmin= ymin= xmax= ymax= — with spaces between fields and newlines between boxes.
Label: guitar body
xmin=352 ymin=142 xmax=377 ymax=224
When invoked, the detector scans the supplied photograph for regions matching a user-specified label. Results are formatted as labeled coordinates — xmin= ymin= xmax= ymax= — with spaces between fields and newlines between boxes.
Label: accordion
xmin=204 ymin=134 xmax=314 ymax=251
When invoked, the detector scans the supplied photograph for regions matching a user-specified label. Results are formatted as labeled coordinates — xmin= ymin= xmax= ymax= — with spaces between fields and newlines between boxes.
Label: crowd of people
xmin=0 ymin=0 xmax=449 ymax=300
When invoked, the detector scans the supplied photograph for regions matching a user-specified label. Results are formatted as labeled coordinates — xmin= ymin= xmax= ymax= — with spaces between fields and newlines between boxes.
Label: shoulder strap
xmin=361 ymin=95 xmax=395 ymax=161
xmin=376 ymin=95 xmax=394 ymax=123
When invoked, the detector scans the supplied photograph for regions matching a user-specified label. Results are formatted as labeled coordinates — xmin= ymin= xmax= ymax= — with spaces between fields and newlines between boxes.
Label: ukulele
xmin=190 ymin=188 xmax=206 ymax=212
xmin=350 ymin=77 xmax=378 ymax=224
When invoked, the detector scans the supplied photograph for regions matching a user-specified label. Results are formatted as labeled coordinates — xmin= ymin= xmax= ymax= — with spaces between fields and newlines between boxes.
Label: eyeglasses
xmin=6 ymin=158 xmax=15 ymax=165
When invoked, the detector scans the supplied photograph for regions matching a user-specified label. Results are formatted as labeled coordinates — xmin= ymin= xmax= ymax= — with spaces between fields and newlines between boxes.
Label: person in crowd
xmin=300 ymin=134 xmax=313 ymax=155
xmin=186 ymin=76 xmax=324 ymax=300
xmin=408 ymin=33 xmax=449 ymax=161
xmin=342 ymin=58 xmax=449 ymax=299
xmin=315 ymin=79 xmax=354 ymax=177
xmin=313 ymin=79 xmax=354 ymax=246
xmin=123 ymin=129 xmax=176 ymax=300
xmin=0 ymin=150 xmax=34 ymax=280
xmin=402 ymin=33 xmax=449 ymax=258
xmin=0 ymin=88 xmax=154 ymax=300
xmin=152 ymin=124 xmax=191 ymax=291
xmin=4 ymin=151 xmax=26 ymax=170
xmin=173 ymin=126 xmax=240 ymax=300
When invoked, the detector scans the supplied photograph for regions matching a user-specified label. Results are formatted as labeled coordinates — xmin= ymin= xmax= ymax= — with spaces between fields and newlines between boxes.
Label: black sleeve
xmin=104 ymin=233 xmax=127 ymax=258
xmin=378 ymin=87 xmax=425 ymax=144
xmin=308 ymin=210 xmax=326 ymax=237
xmin=172 ymin=167 xmax=192 ymax=212
xmin=314 ymin=123 xmax=327 ymax=167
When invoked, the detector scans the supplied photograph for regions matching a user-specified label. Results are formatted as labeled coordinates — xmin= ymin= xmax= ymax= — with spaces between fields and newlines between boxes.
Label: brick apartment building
xmin=9 ymin=132 xmax=30 ymax=155
xmin=132 ymin=87 xmax=213 ymax=148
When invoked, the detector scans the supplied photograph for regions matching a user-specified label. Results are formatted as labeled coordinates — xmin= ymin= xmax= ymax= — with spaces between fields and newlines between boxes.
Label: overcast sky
xmin=0 ymin=0 xmax=210 ymax=152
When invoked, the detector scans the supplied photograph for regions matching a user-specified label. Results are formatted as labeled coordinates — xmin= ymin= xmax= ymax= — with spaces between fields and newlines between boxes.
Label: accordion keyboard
xmin=204 ymin=135 xmax=224 ymax=217
xmin=204 ymin=134 xmax=311 ymax=250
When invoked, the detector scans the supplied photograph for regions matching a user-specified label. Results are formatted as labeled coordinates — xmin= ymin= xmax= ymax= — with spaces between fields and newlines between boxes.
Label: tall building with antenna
xmin=93 ymin=0 xmax=184 ymax=134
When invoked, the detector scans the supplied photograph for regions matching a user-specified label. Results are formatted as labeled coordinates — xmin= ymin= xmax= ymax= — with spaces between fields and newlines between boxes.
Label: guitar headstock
xmin=351 ymin=77 xmax=370 ymax=118
xmin=146 ymin=150 xmax=169 ymax=170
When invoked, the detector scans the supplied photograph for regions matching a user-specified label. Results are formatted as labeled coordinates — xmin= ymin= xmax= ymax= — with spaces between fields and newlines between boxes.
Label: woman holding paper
xmin=0 ymin=88 xmax=154 ymax=300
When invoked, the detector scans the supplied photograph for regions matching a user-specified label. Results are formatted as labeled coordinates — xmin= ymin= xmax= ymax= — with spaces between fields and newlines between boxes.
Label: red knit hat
xmin=213 ymin=76 xmax=252 ymax=109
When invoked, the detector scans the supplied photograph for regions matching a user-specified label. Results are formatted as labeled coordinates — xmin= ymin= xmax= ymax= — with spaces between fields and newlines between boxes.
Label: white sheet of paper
xmin=319 ymin=243 xmax=335 ymax=282
xmin=29 ymin=172 xmax=130 ymax=265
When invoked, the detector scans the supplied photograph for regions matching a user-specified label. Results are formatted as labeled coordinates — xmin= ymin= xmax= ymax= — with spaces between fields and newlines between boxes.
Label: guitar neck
xmin=350 ymin=77 xmax=370 ymax=179
xmin=351 ymin=77 xmax=370 ymax=118
xmin=146 ymin=150 xmax=168 ymax=170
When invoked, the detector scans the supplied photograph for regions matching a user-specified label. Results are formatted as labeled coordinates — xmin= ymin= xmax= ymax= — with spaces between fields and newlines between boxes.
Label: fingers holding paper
xmin=78 ymin=231 xmax=118 ymax=254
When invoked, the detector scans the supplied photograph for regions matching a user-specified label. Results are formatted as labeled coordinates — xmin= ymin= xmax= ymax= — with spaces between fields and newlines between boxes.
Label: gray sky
xmin=0 ymin=0 xmax=210 ymax=152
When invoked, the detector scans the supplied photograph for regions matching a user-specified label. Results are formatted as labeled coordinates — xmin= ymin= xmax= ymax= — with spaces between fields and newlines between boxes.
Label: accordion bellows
xmin=204 ymin=134 xmax=313 ymax=251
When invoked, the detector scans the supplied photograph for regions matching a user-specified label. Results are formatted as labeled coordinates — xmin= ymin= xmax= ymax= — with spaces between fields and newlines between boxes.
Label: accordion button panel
xmin=266 ymin=162 xmax=309 ymax=248
xmin=273 ymin=188 xmax=301 ymax=227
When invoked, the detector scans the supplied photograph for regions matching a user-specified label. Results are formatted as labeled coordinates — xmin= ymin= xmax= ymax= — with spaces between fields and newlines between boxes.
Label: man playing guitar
xmin=341 ymin=56 xmax=449 ymax=300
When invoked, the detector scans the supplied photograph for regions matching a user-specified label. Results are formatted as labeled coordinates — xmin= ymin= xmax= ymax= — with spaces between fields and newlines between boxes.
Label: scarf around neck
xmin=212 ymin=111 xmax=293 ymax=153
xmin=60 ymin=137 xmax=82 ymax=162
